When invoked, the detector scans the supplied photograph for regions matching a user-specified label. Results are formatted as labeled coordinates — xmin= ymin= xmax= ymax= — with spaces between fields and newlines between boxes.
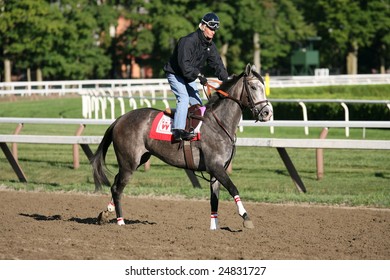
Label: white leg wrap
xmin=210 ymin=212 xmax=218 ymax=230
xmin=117 ymin=217 xmax=125 ymax=226
xmin=107 ymin=201 xmax=115 ymax=212
xmin=234 ymin=195 xmax=246 ymax=216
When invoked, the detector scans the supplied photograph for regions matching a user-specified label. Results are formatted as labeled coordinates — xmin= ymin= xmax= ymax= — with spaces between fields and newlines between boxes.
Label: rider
xmin=164 ymin=12 xmax=229 ymax=141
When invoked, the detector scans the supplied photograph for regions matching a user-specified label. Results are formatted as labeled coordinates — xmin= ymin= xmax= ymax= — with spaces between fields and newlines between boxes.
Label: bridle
xmin=204 ymin=74 xmax=269 ymax=121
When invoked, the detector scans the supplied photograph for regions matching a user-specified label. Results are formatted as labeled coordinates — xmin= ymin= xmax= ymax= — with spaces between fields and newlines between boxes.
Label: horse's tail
xmin=90 ymin=118 xmax=120 ymax=189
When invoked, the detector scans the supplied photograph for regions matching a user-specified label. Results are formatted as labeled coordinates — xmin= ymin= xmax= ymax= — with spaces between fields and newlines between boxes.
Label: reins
xmin=203 ymin=80 xmax=229 ymax=99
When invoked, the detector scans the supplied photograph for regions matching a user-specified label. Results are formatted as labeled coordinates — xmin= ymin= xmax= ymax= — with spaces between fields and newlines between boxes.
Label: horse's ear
xmin=245 ymin=64 xmax=251 ymax=76
xmin=251 ymin=65 xmax=257 ymax=73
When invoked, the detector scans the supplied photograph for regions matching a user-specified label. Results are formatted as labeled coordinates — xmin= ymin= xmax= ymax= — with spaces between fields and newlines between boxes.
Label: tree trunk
xmin=379 ymin=44 xmax=386 ymax=74
xmin=4 ymin=59 xmax=11 ymax=82
xmin=380 ymin=57 xmax=385 ymax=74
xmin=27 ymin=68 xmax=31 ymax=82
xmin=36 ymin=68 xmax=43 ymax=90
xmin=346 ymin=41 xmax=358 ymax=74
xmin=220 ymin=42 xmax=229 ymax=68
xmin=253 ymin=32 xmax=261 ymax=72
xmin=36 ymin=68 xmax=43 ymax=81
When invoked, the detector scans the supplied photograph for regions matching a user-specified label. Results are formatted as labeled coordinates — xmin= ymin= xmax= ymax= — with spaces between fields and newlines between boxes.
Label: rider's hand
xmin=224 ymin=74 xmax=235 ymax=82
xmin=198 ymin=74 xmax=208 ymax=86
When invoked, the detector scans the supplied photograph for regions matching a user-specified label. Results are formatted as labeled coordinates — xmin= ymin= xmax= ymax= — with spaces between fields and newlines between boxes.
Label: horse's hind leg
xmin=111 ymin=168 xmax=132 ymax=225
xmin=210 ymin=178 xmax=220 ymax=230
xmin=108 ymin=152 xmax=150 ymax=225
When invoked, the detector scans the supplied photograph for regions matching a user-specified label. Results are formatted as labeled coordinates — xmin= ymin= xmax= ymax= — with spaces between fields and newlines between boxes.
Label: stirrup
xmin=172 ymin=129 xmax=195 ymax=141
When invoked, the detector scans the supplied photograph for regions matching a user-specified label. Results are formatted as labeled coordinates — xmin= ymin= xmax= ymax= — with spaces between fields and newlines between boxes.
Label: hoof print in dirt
xmin=97 ymin=211 xmax=110 ymax=225
xmin=243 ymin=220 xmax=254 ymax=229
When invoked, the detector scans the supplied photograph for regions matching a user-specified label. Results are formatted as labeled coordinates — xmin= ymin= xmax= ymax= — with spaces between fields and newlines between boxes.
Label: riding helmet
xmin=201 ymin=12 xmax=220 ymax=30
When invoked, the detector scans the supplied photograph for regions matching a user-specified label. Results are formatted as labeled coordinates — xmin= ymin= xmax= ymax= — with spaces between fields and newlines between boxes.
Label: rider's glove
xmin=198 ymin=73 xmax=208 ymax=86
xmin=223 ymin=74 xmax=234 ymax=82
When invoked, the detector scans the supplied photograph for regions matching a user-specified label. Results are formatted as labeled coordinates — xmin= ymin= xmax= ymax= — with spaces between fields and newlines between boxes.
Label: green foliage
xmin=271 ymin=84 xmax=390 ymax=99
xmin=0 ymin=0 xmax=389 ymax=80
xmin=293 ymin=0 xmax=389 ymax=73
xmin=43 ymin=0 xmax=114 ymax=79
xmin=0 ymin=0 xmax=116 ymax=80
xmin=0 ymin=0 xmax=62 ymax=69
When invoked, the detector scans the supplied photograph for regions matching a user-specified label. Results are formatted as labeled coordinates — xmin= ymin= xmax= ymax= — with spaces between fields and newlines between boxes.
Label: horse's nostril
xmin=261 ymin=110 xmax=269 ymax=118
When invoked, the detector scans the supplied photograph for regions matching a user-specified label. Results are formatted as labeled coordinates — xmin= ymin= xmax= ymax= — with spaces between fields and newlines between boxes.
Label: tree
xmin=44 ymin=0 xmax=114 ymax=80
xmin=4 ymin=0 xmax=385 ymax=80
xmin=294 ymin=0 xmax=379 ymax=74
xmin=0 ymin=0 xmax=62 ymax=81
xmin=147 ymin=0 xmax=195 ymax=77
xmin=367 ymin=0 xmax=390 ymax=73
xmin=0 ymin=0 xmax=116 ymax=81
xmin=233 ymin=0 xmax=314 ymax=74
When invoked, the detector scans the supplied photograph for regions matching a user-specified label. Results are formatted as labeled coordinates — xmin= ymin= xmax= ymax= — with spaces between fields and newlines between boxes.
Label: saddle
xmin=164 ymin=104 xmax=205 ymax=134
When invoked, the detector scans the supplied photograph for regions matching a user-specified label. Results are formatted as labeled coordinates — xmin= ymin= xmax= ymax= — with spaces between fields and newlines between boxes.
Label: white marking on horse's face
xmin=258 ymin=102 xmax=273 ymax=122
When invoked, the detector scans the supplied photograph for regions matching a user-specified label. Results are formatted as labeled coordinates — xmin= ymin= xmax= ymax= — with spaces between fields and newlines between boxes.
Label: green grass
xmin=270 ymin=84 xmax=390 ymax=100
xmin=0 ymin=91 xmax=389 ymax=208
xmin=1 ymin=143 xmax=389 ymax=208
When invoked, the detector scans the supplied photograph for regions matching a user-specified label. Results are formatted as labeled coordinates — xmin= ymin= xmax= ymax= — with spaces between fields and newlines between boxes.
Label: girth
xmin=183 ymin=141 xmax=196 ymax=170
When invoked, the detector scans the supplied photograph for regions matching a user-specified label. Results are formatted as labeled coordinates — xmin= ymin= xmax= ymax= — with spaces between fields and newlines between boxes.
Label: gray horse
xmin=91 ymin=64 xmax=273 ymax=229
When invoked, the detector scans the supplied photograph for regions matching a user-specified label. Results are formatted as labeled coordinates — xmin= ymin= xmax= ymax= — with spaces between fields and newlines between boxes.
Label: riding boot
xmin=172 ymin=129 xmax=195 ymax=141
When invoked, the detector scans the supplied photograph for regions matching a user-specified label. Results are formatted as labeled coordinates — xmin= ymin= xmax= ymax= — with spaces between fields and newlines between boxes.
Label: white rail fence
xmin=1 ymin=75 xmax=389 ymax=137
xmin=78 ymin=92 xmax=390 ymax=138
xmin=1 ymin=74 xmax=390 ymax=97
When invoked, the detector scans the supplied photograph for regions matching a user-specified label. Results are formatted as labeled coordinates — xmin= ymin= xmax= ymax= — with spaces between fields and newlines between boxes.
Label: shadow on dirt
xmin=220 ymin=227 xmax=242 ymax=233
xmin=19 ymin=213 xmax=156 ymax=226
xmin=19 ymin=213 xmax=62 ymax=221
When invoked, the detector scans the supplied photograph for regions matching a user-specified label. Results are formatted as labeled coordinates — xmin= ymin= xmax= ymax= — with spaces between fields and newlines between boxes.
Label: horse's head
xmin=209 ymin=64 xmax=273 ymax=122
xmin=241 ymin=64 xmax=273 ymax=122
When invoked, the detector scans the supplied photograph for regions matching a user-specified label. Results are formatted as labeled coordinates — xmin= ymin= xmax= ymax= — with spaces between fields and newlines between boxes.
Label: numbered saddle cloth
xmin=149 ymin=106 xmax=206 ymax=141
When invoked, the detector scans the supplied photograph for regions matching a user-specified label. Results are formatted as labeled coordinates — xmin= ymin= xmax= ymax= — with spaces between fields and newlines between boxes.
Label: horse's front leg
xmin=234 ymin=195 xmax=254 ymax=229
xmin=210 ymin=178 xmax=220 ymax=230
xmin=211 ymin=167 xmax=254 ymax=229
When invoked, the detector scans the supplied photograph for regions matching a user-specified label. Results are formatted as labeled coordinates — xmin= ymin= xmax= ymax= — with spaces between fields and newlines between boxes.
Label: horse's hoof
xmin=97 ymin=211 xmax=110 ymax=225
xmin=243 ymin=219 xmax=254 ymax=229
xmin=117 ymin=217 xmax=125 ymax=226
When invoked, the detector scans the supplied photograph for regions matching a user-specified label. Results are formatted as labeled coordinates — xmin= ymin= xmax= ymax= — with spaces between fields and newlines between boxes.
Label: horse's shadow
xmin=220 ymin=227 xmax=243 ymax=233
xmin=19 ymin=213 xmax=156 ymax=226
xmin=20 ymin=213 xmax=62 ymax=221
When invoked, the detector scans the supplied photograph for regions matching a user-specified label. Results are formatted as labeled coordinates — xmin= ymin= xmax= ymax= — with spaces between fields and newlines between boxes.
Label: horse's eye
xmin=251 ymin=85 xmax=257 ymax=90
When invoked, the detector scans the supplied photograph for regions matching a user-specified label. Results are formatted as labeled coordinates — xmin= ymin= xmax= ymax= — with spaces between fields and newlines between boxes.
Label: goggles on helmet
xmin=202 ymin=19 xmax=220 ymax=30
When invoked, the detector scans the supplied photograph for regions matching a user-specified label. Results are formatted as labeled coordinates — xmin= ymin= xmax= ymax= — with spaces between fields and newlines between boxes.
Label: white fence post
xmin=298 ymin=102 xmax=309 ymax=135
xmin=341 ymin=102 xmax=350 ymax=137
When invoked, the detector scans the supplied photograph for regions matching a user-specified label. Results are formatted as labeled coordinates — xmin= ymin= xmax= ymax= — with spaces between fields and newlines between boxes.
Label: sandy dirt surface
xmin=0 ymin=189 xmax=389 ymax=260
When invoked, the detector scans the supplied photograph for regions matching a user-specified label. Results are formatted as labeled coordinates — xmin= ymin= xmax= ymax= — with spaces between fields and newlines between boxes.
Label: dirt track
xmin=0 ymin=189 xmax=389 ymax=260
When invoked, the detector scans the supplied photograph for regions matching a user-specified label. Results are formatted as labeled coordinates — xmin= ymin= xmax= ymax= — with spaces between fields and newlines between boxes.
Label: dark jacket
xmin=164 ymin=29 xmax=228 ymax=83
